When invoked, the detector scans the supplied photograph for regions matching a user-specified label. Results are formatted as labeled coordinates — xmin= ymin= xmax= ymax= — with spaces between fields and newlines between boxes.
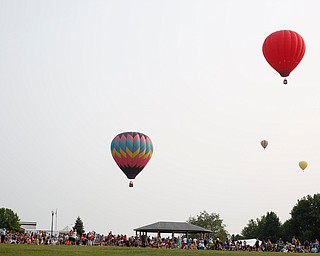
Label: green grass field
xmin=0 ymin=245 xmax=317 ymax=256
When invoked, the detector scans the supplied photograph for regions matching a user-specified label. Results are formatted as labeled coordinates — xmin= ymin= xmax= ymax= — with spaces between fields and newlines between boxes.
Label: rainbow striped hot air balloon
xmin=111 ymin=132 xmax=153 ymax=187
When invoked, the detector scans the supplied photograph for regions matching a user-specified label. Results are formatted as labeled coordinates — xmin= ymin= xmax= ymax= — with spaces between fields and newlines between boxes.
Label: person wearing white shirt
xmin=1 ymin=228 xmax=6 ymax=243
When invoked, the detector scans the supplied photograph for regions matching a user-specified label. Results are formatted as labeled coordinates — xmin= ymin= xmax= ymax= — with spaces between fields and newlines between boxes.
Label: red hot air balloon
xmin=111 ymin=132 xmax=153 ymax=187
xmin=262 ymin=30 xmax=306 ymax=84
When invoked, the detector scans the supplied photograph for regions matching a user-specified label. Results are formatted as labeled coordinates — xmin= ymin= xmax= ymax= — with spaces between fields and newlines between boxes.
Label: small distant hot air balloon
xmin=262 ymin=30 xmax=306 ymax=84
xmin=261 ymin=140 xmax=268 ymax=149
xmin=111 ymin=132 xmax=153 ymax=187
xmin=299 ymin=161 xmax=308 ymax=171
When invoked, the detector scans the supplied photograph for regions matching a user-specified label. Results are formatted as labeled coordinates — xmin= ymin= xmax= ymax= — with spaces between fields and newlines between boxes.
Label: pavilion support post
xmin=172 ymin=232 xmax=174 ymax=247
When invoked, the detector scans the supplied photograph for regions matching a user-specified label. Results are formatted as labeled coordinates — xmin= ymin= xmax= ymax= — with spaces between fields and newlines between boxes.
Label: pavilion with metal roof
xmin=134 ymin=221 xmax=212 ymax=238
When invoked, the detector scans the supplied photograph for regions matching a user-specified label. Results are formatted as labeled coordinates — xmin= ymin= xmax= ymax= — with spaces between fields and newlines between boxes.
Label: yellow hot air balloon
xmin=299 ymin=161 xmax=308 ymax=171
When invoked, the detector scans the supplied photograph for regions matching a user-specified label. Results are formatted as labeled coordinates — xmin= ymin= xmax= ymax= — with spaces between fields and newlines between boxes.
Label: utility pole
xmin=55 ymin=209 xmax=58 ymax=235
xmin=51 ymin=210 xmax=54 ymax=238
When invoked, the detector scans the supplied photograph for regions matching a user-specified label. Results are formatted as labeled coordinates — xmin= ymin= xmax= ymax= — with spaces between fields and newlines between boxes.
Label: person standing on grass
xmin=0 ymin=228 xmax=5 ymax=243
xmin=255 ymin=238 xmax=260 ymax=251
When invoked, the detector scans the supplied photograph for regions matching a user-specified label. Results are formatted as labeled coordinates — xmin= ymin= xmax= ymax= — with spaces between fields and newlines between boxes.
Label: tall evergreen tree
xmin=73 ymin=216 xmax=85 ymax=236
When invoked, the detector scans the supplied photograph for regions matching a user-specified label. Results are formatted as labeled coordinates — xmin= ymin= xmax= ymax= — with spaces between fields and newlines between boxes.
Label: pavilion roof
xmin=134 ymin=221 xmax=212 ymax=233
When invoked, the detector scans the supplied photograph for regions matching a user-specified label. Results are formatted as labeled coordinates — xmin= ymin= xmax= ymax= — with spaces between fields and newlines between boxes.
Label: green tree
xmin=258 ymin=211 xmax=281 ymax=242
xmin=73 ymin=216 xmax=85 ymax=236
xmin=0 ymin=208 xmax=20 ymax=232
xmin=187 ymin=210 xmax=228 ymax=240
xmin=241 ymin=193 xmax=320 ymax=242
xmin=242 ymin=212 xmax=281 ymax=242
xmin=241 ymin=219 xmax=259 ymax=238
xmin=279 ymin=219 xmax=293 ymax=242
xmin=231 ymin=233 xmax=243 ymax=241
xmin=290 ymin=193 xmax=320 ymax=241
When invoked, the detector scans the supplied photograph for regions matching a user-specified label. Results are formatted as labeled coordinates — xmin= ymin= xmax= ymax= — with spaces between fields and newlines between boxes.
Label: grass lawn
xmin=0 ymin=245 xmax=318 ymax=256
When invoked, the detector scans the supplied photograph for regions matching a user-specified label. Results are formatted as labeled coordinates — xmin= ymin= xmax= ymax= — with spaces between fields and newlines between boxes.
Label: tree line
xmin=188 ymin=193 xmax=320 ymax=242
xmin=2 ymin=193 xmax=320 ymax=243
xmin=0 ymin=208 xmax=85 ymax=237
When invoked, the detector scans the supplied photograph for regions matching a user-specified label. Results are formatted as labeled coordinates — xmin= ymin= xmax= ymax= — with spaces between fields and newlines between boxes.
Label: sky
xmin=1 ymin=0 xmax=320 ymax=237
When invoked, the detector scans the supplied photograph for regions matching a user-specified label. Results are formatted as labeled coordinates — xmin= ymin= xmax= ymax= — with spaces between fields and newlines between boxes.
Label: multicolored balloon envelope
xmin=262 ymin=30 xmax=306 ymax=84
xmin=111 ymin=132 xmax=153 ymax=187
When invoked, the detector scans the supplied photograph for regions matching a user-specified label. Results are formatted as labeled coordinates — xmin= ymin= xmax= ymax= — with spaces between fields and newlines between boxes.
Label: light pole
xmin=51 ymin=211 xmax=54 ymax=238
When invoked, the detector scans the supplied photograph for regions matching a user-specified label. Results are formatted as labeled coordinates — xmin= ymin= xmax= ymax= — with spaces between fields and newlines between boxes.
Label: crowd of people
xmin=1 ymin=228 xmax=320 ymax=253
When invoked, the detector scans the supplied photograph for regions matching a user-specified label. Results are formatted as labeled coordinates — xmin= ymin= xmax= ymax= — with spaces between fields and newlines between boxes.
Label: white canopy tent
xmin=238 ymin=239 xmax=261 ymax=247
xmin=59 ymin=225 xmax=73 ymax=234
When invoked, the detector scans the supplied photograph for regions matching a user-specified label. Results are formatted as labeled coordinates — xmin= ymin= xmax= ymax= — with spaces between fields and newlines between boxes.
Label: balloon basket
xmin=129 ymin=181 xmax=133 ymax=187
xmin=283 ymin=78 xmax=287 ymax=85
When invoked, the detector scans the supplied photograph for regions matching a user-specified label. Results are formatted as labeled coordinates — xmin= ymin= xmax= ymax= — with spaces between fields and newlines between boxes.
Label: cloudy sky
xmin=1 ymin=0 xmax=320 ymax=236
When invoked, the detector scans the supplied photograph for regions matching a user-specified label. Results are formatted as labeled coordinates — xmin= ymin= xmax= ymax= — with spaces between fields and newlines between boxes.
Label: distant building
xmin=19 ymin=220 xmax=69 ymax=236
xmin=19 ymin=221 xmax=37 ymax=233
